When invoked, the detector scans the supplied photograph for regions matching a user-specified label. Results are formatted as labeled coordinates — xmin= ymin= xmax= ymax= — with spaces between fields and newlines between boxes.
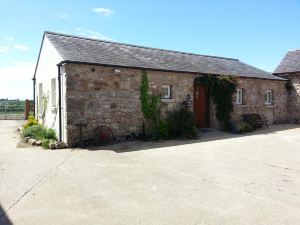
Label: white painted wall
xmin=34 ymin=36 xmax=66 ymax=142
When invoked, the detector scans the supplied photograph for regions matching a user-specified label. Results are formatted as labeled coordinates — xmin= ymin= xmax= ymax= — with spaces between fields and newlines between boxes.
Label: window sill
xmin=235 ymin=104 xmax=248 ymax=107
xmin=161 ymin=98 xmax=175 ymax=103
xmin=265 ymin=105 xmax=275 ymax=108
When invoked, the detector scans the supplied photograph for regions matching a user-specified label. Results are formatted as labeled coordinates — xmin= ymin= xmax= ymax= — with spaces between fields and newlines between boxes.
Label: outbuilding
xmin=274 ymin=49 xmax=300 ymax=123
xmin=33 ymin=32 xmax=287 ymax=146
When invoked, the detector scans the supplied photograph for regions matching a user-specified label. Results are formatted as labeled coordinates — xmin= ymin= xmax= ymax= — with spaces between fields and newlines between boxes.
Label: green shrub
xmin=44 ymin=128 xmax=56 ymax=140
xmin=167 ymin=108 xmax=197 ymax=139
xmin=23 ymin=115 xmax=38 ymax=128
xmin=153 ymin=119 xmax=169 ymax=139
xmin=285 ymin=81 xmax=293 ymax=92
xmin=237 ymin=122 xmax=253 ymax=133
xmin=22 ymin=124 xmax=45 ymax=138
xmin=22 ymin=125 xmax=57 ymax=148
xmin=41 ymin=139 xmax=56 ymax=149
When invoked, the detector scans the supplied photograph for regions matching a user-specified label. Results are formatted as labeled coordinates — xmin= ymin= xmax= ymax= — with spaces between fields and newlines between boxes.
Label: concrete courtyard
xmin=0 ymin=120 xmax=300 ymax=225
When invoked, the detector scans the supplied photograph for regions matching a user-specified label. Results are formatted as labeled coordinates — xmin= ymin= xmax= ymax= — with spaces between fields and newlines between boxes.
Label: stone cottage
xmin=33 ymin=32 xmax=287 ymax=147
xmin=274 ymin=49 xmax=300 ymax=123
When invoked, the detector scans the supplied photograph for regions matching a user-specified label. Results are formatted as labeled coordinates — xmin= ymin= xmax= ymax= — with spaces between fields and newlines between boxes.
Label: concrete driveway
xmin=0 ymin=120 xmax=300 ymax=225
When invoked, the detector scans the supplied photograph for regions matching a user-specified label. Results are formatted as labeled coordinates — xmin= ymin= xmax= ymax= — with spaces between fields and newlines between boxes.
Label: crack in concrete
xmin=0 ymin=151 xmax=78 ymax=218
xmin=239 ymin=157 xmax=300 ymax=172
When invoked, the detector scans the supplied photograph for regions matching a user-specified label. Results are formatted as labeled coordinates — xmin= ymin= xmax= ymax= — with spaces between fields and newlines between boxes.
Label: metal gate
xmin=0 ymin=100 xmax=31 ymax=120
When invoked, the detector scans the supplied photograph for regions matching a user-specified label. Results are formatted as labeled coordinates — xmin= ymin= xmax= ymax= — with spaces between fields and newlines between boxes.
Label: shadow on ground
xmin=0 ymin=204 xmax=13 ymax=225
xmin=82 ymin=124 xmax=300 ymax=153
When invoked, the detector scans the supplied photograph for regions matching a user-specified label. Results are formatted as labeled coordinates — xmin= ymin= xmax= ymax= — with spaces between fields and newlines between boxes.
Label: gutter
xmin=273 ymin=71 xmax=300 ymax=75
xmin=32 ymin=77 xmax=36 ymax=117
xmin=57 ymin=60 xmax=286 ymax=81
xmin=57 ymin=64 xmax=62 ymax=142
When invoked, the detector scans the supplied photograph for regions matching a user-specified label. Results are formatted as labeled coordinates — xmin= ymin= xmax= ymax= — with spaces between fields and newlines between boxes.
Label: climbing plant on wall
xmin=140 ymin=71 xmax=151 ymax=119
xmin=140 ymin=71 xmax=168 ymax=138
xmin=41 ymin=95 xmax=49 ymax=125
xmin=194 ymin=74 xmax=237 ymax=129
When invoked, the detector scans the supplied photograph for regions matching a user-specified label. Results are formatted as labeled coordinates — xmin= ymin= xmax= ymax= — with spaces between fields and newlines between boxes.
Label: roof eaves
xmin=273 ymin=71 xmax=300 ymax=75
xmin=32 ymin=32 xmax=47 ymax=80
xmin=59 ymin=60 xmax=286 ymax=81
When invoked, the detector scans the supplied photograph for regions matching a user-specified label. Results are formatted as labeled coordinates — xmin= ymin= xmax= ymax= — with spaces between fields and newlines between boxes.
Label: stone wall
xmin=231 ymin=78 xmax=288 ymax=124
xmin=64 ymin=64 xmax=199 ymax=146
xmin=286 ymin=73 xmax=300 ymax=123
xmin=64 ymin=63 xmax=288 ymax=146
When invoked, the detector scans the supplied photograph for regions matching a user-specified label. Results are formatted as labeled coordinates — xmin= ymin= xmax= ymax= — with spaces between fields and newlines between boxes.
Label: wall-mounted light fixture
xmin=184 ymin=94 xmax=193 ymax=109
xmin=113 ymin=68 xmax=121 ymax=74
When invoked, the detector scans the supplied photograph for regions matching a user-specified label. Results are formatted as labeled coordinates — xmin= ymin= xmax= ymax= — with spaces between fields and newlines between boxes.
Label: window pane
xmin=236 ymin=89 xmax=242 ymax=104
xmin=265 ymin=90 xmax=273 ymax=104
xmin=162 ymin=85 xmax=170 ymax=98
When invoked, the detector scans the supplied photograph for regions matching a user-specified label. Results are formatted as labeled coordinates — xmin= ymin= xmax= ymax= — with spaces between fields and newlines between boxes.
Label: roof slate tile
xmin=274 ymin=50 xmax=300 ymax=74
xmin=45 ymin=31 xmax=284 ymax=80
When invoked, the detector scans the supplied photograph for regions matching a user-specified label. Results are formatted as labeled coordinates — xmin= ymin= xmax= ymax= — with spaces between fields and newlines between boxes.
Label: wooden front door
xmin=193 ymin=85 xmax=209 ymax=128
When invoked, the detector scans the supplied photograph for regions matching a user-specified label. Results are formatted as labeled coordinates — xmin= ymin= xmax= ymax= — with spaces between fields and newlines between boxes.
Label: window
xmin=161 ymin=85 xmax=171 ymax=99
xmin=265 ymin=90 xmax=273 ymax=105
xmin=51 ymin=78 xmax=56 ymax=108
xmin=38 ymin=83 xmax=43 ymax=113
xmin=235 ymin=88 xmax=243 ymax=105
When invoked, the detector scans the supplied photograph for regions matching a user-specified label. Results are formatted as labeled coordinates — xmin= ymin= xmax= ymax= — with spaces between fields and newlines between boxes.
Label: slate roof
xmin=274 ymin=50 xmax=300 ymax=74
xmin=43 ymin=31 xmax=284 ymax=80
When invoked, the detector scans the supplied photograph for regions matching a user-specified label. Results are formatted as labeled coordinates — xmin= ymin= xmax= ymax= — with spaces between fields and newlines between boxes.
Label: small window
xmin=265 ymin=90 xmax=273 ymax=105
xmin=51 ymin=78 xmax=56 ymax=108
xmin=162 ymin=85 xmax=171 ymax=99
xmin=235 ymin=88 xmax=243 ymax=105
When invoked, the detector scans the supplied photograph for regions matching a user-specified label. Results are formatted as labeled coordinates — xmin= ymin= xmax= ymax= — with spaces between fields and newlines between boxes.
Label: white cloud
xmin=57 ymin=12 xmax=70 ymax=19
xmin=92 ymin=7 xmax=114 ymax=16
xmin=0 ymin=62 xmax=35 ymax=99
xmin=14 ymin=44 xmax=30 ymax=51
xmin=0 ymin=46 xmax=10 ymax=53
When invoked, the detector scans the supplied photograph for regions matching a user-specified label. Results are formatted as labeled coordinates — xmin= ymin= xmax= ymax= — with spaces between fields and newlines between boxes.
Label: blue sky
xmin=0 ymin=0 xmax=299 ymax=99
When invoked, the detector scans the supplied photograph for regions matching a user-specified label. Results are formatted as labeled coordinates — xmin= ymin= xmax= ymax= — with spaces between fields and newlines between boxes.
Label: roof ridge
xmin=44 ymin=31 xmax=239 ymax=61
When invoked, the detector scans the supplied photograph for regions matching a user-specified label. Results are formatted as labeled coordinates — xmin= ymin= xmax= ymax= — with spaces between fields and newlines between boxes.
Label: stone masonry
xmin=64 ymin=64 xmax=198 ymax=146
xmin=231 ymin=78 xmax=288 ymax=124
xmin=286 ymin=73 xmax=300 ymax=123
xmin=64 ymin=63 xmax=288 ymax=147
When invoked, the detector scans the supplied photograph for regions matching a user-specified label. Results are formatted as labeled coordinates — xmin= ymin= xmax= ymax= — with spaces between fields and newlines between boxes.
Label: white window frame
xmin=51 ymin=78 xmax=56 ymax=108
xmin=161 ymin=85 xmax=171 ymax=99
xmin=235 ymin=88 xmax=243 ymax=105
xmin=265 ymin=90 xmax=273 ymax=105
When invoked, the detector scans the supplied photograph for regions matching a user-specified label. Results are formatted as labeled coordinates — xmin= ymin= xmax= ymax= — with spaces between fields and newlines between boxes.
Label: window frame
xmin=235 ymin=88 xmax=243 ymax=105
xmin=161 ymin=85 xmax=171 ymax=99
xmin=265 ymin=90 xmax=273 ymax=105
xmin=51 ymin=78 xmax=56 ymax=108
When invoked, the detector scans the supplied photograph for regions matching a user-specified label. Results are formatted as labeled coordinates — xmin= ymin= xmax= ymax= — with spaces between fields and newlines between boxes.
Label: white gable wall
xmin=34 ymin=37 xmax=66 ymax=142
